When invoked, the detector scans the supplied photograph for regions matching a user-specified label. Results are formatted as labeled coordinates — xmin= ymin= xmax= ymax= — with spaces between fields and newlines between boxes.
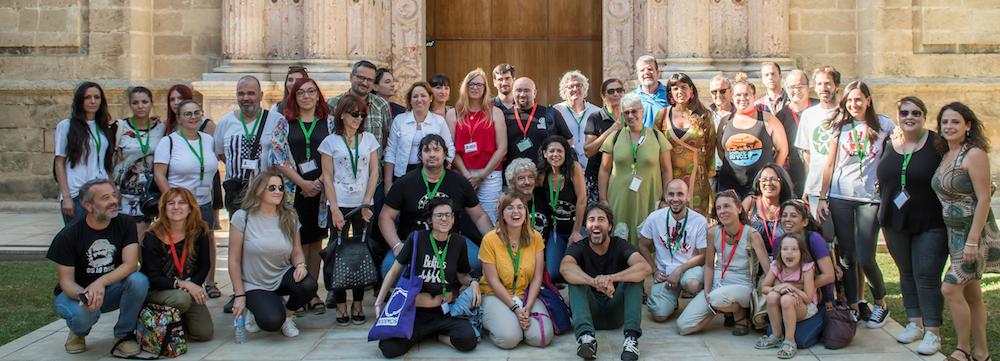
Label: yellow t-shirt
xmin=478 ymin=229 xmax=545 ymax=298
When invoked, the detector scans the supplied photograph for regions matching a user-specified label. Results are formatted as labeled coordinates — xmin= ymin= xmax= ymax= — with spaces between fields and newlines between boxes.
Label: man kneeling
xmin=560 ymin=204 xmax=651 ymax=361
xmin=47 ymin=179 xmax=149 ymax=357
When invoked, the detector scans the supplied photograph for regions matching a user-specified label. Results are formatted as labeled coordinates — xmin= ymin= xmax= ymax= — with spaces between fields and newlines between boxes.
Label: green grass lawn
xmin=0 ymin=260 xmax=58 ymax=346
xmin=875 ymin=253 xmax=1000 ymax=355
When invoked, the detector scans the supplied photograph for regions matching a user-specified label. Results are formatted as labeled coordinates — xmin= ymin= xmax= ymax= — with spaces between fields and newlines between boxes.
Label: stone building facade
xmin=0 ymin=0 xmax=997 ymax=199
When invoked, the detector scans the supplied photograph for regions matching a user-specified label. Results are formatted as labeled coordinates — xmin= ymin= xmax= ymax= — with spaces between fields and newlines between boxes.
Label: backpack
xmin=135 ymin=303 xmax=187 ymax=358
xmin=537 ymin=271 xmax=573 ymax=335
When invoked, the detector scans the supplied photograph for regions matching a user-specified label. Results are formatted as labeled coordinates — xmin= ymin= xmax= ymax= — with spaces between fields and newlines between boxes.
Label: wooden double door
xmin=426 ymin=0 xmax=603 ymax=106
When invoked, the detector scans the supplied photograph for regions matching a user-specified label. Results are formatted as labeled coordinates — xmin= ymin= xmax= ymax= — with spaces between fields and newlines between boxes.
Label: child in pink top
xmin=754 ymin=233 xmax=818 ymax=359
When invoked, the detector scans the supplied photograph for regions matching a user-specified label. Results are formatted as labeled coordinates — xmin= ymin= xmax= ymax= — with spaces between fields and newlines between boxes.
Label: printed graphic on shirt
xmin=726 ymin=133 xmax=764 ymax=167
xmin=811 ymin=126 xmax=832 ymax=155
xmin=553 ymin=199 xmax=575 ymax=223
xmin=415 ymin=193 xmax=450 ymax=230
xmin=418 ymin=254 xmax=448 ymax=285
xmin=86 ymin=239 xmax=117 ymax=274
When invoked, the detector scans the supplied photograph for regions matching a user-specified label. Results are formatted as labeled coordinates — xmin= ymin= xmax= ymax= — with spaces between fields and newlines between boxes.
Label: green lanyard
xmin=428 ymin=232 xmax=450 ymax=297
xmin=567 ymin=102 xmax=587 ymax=134
xmin=666 ymin=210 xmax=688 ymax=259
xmin=88 ymin=123 xmax=103 ymax=166
xmin=297 ymin=116 xmax=318 ymax=160
xmin=181 ymin=131 xmax=205 ymax=181
xmin=421 ymin=169 xmax=445 ymax=200
xmin=128 ymin=117 xmax=151 ymax=156
xmin=626 ymin=127 xmax=646 ymax=173
xmin=548 ymin=174 xmax=563 ymax=211
xmin=239 ymin=110 xmax=262 ymax=143
xmin=505 ymin=241 xmax=522 ymax=295
xmin=529 ymin=199 xmax=536 ymax=229
xmin=604 ymin=107 xmax=623 ymax=128
xmin=341 ymin=132 xmax=360 ymax=178
xmin=900 ymin=129 xmax=926 ymax=189
xmin=849 ymin=124 xmax=869 ymax=162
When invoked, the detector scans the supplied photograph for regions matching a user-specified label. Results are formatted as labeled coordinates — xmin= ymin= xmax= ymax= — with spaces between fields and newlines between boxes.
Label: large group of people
xmin=44 ymin=57 xmax=997 ymax=361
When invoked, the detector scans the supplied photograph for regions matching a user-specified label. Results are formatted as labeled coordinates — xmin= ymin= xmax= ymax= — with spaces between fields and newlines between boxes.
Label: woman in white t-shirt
xmin=815 ymin=81 xmax=896 ymax=328
xmin=113 ymin=86 xmax=166 ymax=233
xmin=319 ymin=93 xmax=380 ymax=326
xmin=54 ymin=81 xmax=116 ymax=225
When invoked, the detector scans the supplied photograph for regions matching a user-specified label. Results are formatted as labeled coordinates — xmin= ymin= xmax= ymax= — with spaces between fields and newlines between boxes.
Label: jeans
xmin=61 ymin=196 xmax=86 ymax=226
xmin=545 ymin=231 xmax=569 ymax=283
xmin=883 ymin=227 xmax=948 ymax=327
xmin=381 ymin=237 xmax=482 ymax=278
xmin=829 ymin=198 xmax=884 ymax=303
xmin=54 ymin=272 xmax=149 ymax=338
xmin=568 ymin=282 xmax=643 ymax=339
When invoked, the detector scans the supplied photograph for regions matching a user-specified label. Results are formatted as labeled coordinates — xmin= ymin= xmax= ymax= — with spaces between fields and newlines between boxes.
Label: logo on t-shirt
xmin=725 ymin=133 xmax=764 ymax=167
xmin=531 ymin=210 xmax=547 ymax=234
xmin=418 ymin=254 xmax=448 ymax=284
xmin=85 ymin=239 xmax=116 ymax=274
xmin=416 ymin=193 xmax=452 ymax=230
xmin=811 ymin=125 xmax=832 ymax=155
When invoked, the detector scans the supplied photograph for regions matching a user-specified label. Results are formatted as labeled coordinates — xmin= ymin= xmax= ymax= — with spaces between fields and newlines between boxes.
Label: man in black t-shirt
xmin=46 ymin=179 xmax=148 ymax=357
xmin=501 ymin=77 xmax=574 ymax=171
xmin=379 ymin=134 xmax=494 ymax=277
xmin=560 ymin=203 xmax=650 ymax=361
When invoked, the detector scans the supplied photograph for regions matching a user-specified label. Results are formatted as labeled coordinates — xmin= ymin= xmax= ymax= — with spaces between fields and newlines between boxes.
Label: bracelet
xmin=819 ymin=196 xmax=829 ymax=201
xmin=392 ymin=242 xmax=403 ymax=250
xmin=966 ymin=243 xmax=979 ymax=247
xmin=234 ymin=294 xmax=245 ymax=298
xmin=509 ymin=303 xmax=520 ymax=312
xmin=295 ymin=262 xmax=306 ymax=268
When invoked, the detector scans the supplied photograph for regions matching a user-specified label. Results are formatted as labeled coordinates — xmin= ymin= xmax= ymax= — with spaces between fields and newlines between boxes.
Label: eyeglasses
xmin=346 ymin=111 xmax=368 ymax=119
xmin=605 ymin=88 xmax=626 ymax=95
xmin=787 ymin=84 xmax=808 ymax=91
xmin=899 ymin=110 xmax=923 ymax=118
xmin=296 ymin=88 xmax=318 ymax=97
xmin=266 ymin=184 xmax=285 ymax=192
xmin=710 ymin=89 xmax=728 ymax=96
xmin=353 ymin=74 xmax=375 ymax=84
xmin=623 ymin=109 xmax=641 ymax=117
xmin=467 ymin=82 xmax=485 ymax=89
xmin=759 ymin=177 xmax=780 ymax=183
xmin=432 ymin=212 xmax=454 ymax=220
xmin=181 ymin=110 xmax=203 ymax=118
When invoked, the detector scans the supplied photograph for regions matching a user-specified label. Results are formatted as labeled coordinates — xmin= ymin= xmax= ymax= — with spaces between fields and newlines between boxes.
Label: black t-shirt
xmin=584 ymin=111 xmax=616 ymax=180
xmin=396 ymin=230 xmax=471 ymax=296
xmin=502 ymin=104 xmax=573 ymax=168
xmin=876 ymin=131 xmax=946 ymax=233
xmin=140 ymin=231 xmax=212 ymax=291
xmin=534 ymin=173 xmax=578 ymax=235
xmin=385 ymin=169 xmax=481 ymax=242
xmin=491 ymin=97 xmax=511 ymax=114
xmin=46 ymin=216 xmax=138 ymax=295
xmin=772 ymin=99 xmax=817 ymax=198
xmin=564 ymin=236 xmax=638 ymax=281
xmin=389 ymin=102 xmax=406 ymax=119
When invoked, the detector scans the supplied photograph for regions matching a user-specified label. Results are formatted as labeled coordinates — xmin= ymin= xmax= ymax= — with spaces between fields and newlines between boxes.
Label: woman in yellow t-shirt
xmin=479 ymin=192 xmax=552 ymax=349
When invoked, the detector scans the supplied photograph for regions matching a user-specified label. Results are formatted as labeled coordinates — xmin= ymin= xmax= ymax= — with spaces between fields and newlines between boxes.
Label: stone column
xmin=662 ymin=0 xmax=714 ymax=75
xmin=748 ymin=0 xmax=790 ymax=58
xmin=221 ymin=0 xmax=264 ymax=61
xmin=390 ymin=0 xmax=426 ymax=97
xmin=604 ymin=0 xmax=639 ymax=81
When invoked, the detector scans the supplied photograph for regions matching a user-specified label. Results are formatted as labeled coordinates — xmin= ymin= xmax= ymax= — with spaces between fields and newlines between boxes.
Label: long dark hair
xmin=536 ymin=135 xmax=575 ymax=179
xmin=937 ymin=102 xmax=991 ymax=153
xmin=665 ymin=73 xmax=711 ymax=132
xmin=780 ymin=199 xmax=821 ymax=234
xmin=825 ymin=80 xmax=882 ymax=143
xmin=66 ymin=81 xmax=114 ymax=175
xmin=749 ymin=163 xmax=794 ymax=202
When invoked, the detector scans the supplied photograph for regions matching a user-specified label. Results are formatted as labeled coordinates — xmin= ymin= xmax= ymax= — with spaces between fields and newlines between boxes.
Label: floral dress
xmin=655 ymin=107 xmax=717 ymax=215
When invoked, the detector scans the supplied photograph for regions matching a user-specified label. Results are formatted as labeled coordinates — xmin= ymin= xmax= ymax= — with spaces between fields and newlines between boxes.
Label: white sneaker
xmin=915 ymin=331 xmax=941 ymax=355
xmin=280 ymin=317 xmax=300 ymax=337
xmin=245 ymin=311 xmax=261 ymax=333
xmin=896 ymin=322 xmax=923 ymax=344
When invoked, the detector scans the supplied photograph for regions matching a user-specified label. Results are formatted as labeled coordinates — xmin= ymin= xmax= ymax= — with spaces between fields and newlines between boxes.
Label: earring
xmin=966 ymin=130 xmax=971 ymax=138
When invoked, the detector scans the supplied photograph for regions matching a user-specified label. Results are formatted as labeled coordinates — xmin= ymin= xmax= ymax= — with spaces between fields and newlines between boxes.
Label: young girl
xmin=755 ymin=233 xmax=818 ymax=359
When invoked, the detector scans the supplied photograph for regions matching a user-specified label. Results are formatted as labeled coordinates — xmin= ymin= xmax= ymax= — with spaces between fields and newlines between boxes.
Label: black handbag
xmin=321 ymin=206 xmax=378 ymax=290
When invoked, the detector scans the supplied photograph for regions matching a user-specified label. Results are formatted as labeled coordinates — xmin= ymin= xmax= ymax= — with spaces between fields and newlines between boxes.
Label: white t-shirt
xmin=154 ymin=132 xmax=220 ymax=205
xmin=213 ymin=109 xmax=283 ymax=181
xmin=318 ymin=132 xmax=380 ymax=207
xmin=553 ymin=102 xmax=601 ymax=169
xmin=54 ymin=119 xmax=110 ymax=198
xmin=828 ymin=115 xmax=895 ymax=203
xmin=794 ymin=105 xmax=837 ymax=196
xmin=639 ymin=207 xmax=708 ymax=274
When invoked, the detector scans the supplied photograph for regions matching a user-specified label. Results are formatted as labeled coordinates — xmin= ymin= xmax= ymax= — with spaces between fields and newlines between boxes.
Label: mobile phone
xmin=78 ymin=292 xmax=89 ymax=305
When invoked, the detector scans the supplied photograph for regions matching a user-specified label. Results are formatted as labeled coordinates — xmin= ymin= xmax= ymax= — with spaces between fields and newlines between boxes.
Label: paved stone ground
xmin=3 ymin=199 xmax=995 ymax=360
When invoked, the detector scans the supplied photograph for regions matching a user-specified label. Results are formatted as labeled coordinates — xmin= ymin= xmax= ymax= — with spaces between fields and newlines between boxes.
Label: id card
xmin=516 ymin=138 xmax=532 ymax=152
xmin=893 ymin=189 xmax=910 ymax=209
xmin=195 ymin=186 xmax=211 ymax=198
xmin=241 ymin=159 xmax=259 ymax=171
xmin=512 ymin=296 xmax=524 ymax=309
xmin=441 ymin=302 xmax=451 ymax=315
xmin=629 ymin=176 xmax=642 ymax=192
xmin=297 ymin=159 xmax=318 ymax=174
xmin=536 ymin=118 xmax=547 ymax=129
xmin=464 ymin=142 xmax=478 ymax=154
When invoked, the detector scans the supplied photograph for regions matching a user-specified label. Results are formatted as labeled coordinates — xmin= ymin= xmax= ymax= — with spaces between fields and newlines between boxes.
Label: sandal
xmin=205 ymin=283 xmax=222 ymax=299
xmin=351 ymin=302 xmax=366 ymax=325
xmin=947 ymin=349 xmax=973 ymax=361
xmin=335 ymin=308 xmax=350 ymax=327
xmin=777 ymin=340 xmax=797 ymax=359
xmin=732 ymin=316 xmax=750 ymax=336
xmin=310 ymin=300 xmax=327 ymax=315
xmin=755 ymin=334 xmax=783 ymax=349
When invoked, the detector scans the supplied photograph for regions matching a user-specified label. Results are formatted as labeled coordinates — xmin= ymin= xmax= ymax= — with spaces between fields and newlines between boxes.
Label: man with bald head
xmin=501 ymin=77 xmax=573 ymax=170
xmin=214 ymin=75 xmax=286 ymax=215
xmin=772 ymin=69 xmax=817 ymax=198
xmin=638 ymin=179 xmax=708 ymax=322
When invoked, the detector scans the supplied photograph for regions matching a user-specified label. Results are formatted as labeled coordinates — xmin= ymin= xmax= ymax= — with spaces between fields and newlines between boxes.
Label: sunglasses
xmin=710 ymin=89 xmax=729 ymax=95
xmin=605 ymin=88 xmax=626 ymax=95
xmin=346 ymin=111 xmax=368 ymax=119
xmin=266 ymin=184 xmax=285 ymax=192
xmin=899 ymin=110 xmax=923 ymax=118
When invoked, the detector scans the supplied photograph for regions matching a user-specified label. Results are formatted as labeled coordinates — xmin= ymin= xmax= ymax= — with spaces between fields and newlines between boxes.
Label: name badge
xmin=516 ymin=138 xmax=532 ymax=152
xmin=241 ymin=159 xmax=259 ymax=171
xmin=464 ymin=142 xmax=478 ymax=154
xmin=629 ymin=176 xmax=642 ymax=192
xmin=893 ymin=189 xmax=910 ymax=209
xmin=195 ymin=186 xmax=211 ymax=198
xmin=638 ymin=135 xmax=646 ymax=145
xmin=298 ymin=159 xmax=318 ymax=174
xmin=441 ymin=302 xmax=451 ymax=315
xmin=536 ymin=118 xmax=547 ymax=130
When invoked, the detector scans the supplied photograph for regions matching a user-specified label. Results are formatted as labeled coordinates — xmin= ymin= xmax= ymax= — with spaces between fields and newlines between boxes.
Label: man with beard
xmin=774 ymin=69 xmax=819 ymax=199
xmin=561 ymin=203 xmax=651 ymax=361
xmin=47 ymin=179 xmax=148 ymax=357
xmin=491 ymin=63 xmax=515 ymax=113
xmin=755 ymin=62 xmax=789 ymax=114
xmin=794 ymin=66 xmax=840 ymax=231
xmin=328 ymin=60 xmax=391 ymax=147
xmin=638 ymin=180 xmax=708 ymax=322
xmin=631 ymin=55 xmax=670 ymax=128
xmin=501 ymin=77 xmax=573 ymax=170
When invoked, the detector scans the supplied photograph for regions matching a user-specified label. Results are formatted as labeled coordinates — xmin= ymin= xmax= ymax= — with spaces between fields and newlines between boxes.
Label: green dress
xmin=931 ymin=144 xmax=1000 ymax=284
xmin=600 ymin=127 xmax=672 ymax=245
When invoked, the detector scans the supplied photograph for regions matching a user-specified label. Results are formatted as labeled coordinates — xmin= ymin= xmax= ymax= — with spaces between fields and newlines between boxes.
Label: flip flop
xmin=205 ymin=283 xmax=222 ymax=299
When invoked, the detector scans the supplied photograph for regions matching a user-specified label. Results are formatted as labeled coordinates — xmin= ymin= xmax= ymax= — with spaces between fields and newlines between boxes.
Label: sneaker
xmin=621 ymin=335 xmax=640 ymax=361
xmin=64 ymin=333 xmax=86 ymax=354
xmin=112 ymin=337 xmax=140 ymax=357
xmin=245 ymin=311 xmax=261 ymax=333
xmin=896 ymin=322 xmax=924 ymax=344
xmin=849 ymin=309 xmax=860 ymax=323
xmin=281 ymin=317 xmax=300 ymax=337
xmin=915 ymin=331 xmax=941 ymax=355
xmin=857 ymin=302 xmax=872 ymax=324
xmin=223 ymin=296 xmax=234 ymax=314
xmin=866 ymin=304 xmax=889 ymax=329
xmin=576 ymin=333 xmax=598 ymax=360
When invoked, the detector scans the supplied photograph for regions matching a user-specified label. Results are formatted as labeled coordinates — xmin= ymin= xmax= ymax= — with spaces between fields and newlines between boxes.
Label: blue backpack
xmin=538 ymin=271 xmax=572 ymax=335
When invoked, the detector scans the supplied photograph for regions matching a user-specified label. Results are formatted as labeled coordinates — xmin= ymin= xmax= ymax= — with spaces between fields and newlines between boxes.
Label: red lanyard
xmin=513 ymin=103 xmax=538 ymax=139
xmin=791 ymin=109 xmax=800 ymax=126
xmin=756 ymin=199 xmax=780 ymax=249
xmin=166 ymin=232 xmax=187 ymax=276
xmin=463 ymin=110 xmax=488 ymax=141
xmin=719 ymin=226 xmax=744 ymax=280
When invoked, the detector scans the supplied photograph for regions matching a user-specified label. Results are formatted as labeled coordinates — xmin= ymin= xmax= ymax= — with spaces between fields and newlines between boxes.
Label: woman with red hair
xmin=270 ymin=77 xmax=334 ymax=314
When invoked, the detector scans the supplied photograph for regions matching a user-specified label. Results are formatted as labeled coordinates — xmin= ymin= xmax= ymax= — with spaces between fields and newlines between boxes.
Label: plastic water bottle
xmin=234 ymin=315 xmax=247 ymax=344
